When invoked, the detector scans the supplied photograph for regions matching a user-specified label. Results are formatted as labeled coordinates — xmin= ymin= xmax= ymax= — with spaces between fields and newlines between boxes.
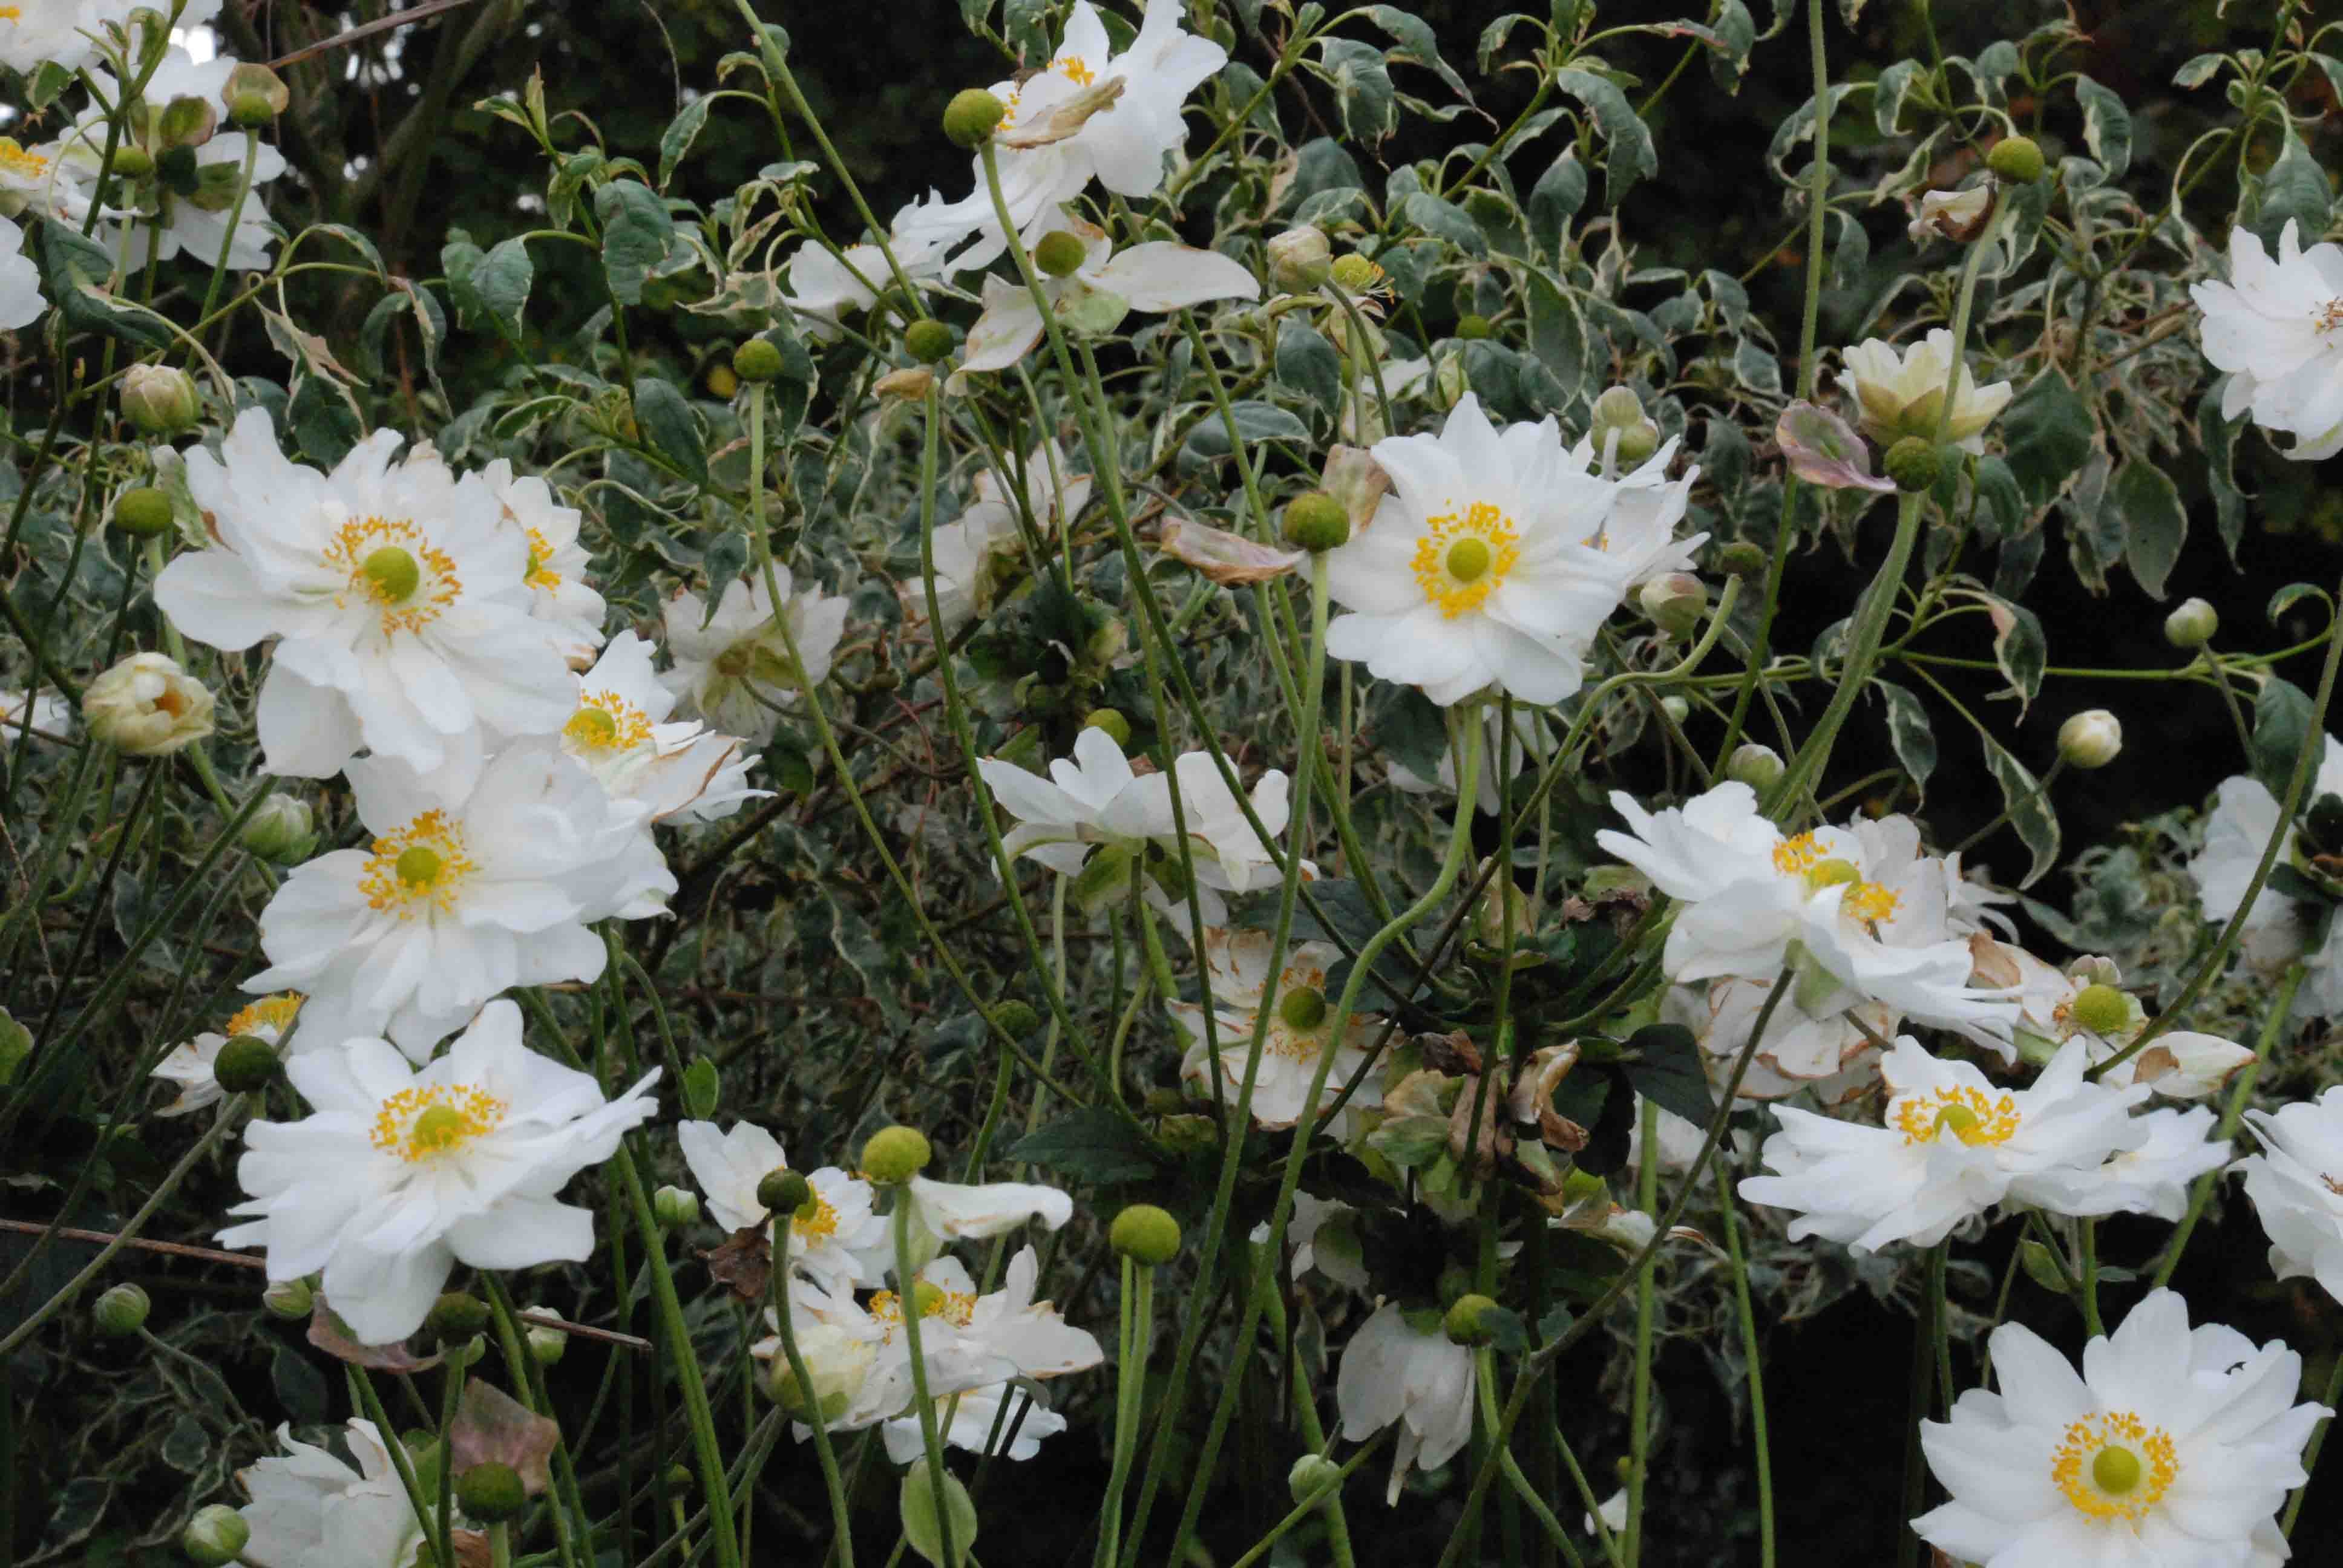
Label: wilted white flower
xmin=1738 ymin=1037 xmax=2150 ymax=1251
xmin=1841 ymin=328 xmax=2013 ymax=452
xmin=1916 ymin=1290 xmax=2327 ymax=1568
xmin=0 ymin=217 xmax=44 ymax=330
xmin=976 ymin=726 xmax=1291 ymax=923
xmin=152 ymin=993 xmax=303 ymax=1117
xmin=660 ymin=570 xmax=850 ymax=743
xmin=1598 ymin=782 xmax=2018 ymax=1051
xmin=677 ymin=1119 xmax=887 ymax=1294
xmin=235 ymin=1418 xmax=422 ymax=1568
xmin=244 ymin=742 xmax=674 ymax=1059
xmin=893 ymin=0 xmax=1228 ymax=274
xmin=154 ymin=408 xmax=574 ymax=779
xmin=2192 ymin=221 xmax=2343 ymax=462
xmin=955 ymin=218 xmax=1259 ymax=381
xmin=1909 ymin=185 xmax=1991 ymax=244
xmin=563 ymin=632 xmax=766 ymax=825
xmin=784 ymin=236 xmax=943 ymax=342
xmin=1170 ymin=929 xmax=1384 ymax=1138
xmin=2236 ymin=1085 xmax=2343 ymax=1304
xmin=1661 ymin=973 xmax=1891 ymax=1101
xmin=83 ymin=651 xmax=215 ymax=755
xmin=1320 ymin=393 xmax=1665 ymax=706
xmin=218 ymin=1000 xmax=660 ymax=1344
xmin=904 ymin=1174 xmax=1075 ymax=1241
xmin=1335 ymin=1302 xmax=1475 ymax=1504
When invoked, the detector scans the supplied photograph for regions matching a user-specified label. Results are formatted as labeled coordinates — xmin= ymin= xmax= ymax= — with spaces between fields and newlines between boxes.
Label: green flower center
xmin=361 ymin=546 xmax=421 ymax=604
xmin=1444 ymin=537 xmax=1492 ymax=584
xmin=1278 ymin=987 xmax=1328 ymax=1031
xmin=2091 ymin=1445 xmax=2143 ymax=1495
xmin=395 ymin=846 xmax=444 ymax=887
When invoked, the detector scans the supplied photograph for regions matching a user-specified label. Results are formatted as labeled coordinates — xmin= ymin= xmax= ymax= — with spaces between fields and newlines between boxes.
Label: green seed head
xmin=1457 ymin=313 xmax=1493 ymax=341
xmin=2091 ymin=1444 xmax=2143 ymax=1495
xmin=1446 ymin=536 xmax=1493 ymax=583
xmin=859 ymin=1125 xmax=932 ymax=1184
xmin=732 ymin=338 xmax=785 ymax=384
xmin=1330 ymin=252 xmax=1379 ymax=292
xmin=942 ymin=88 xmax=1008 ymax=148
xmin=212 ymin=1034 xmax=282 ymax=1094
xmin=94 ymin=1282 xmax=149 ymax=1336
xmin=1281 ymin=491 xmax=1350 ymax=552
xmin=1034 ymin=230 xmax=1089 ymax=278
xmin=1277 ymin=987 xmax=1328 ymax=1032
xmin=394 ymin=844 xmax=444 ymax=888
xmin=361 ymin=545 xmax=422 ymax=605
xmin=1082 ymin=708 xmax=1133 ymax=748
xmin=455 ymin=1461 xmax=527 ymax=1523
xmin=990 ymin=1000 xmax=1041 ymax=1038
xmin=112 ymin=486 xmax=175 ymax=536
xmin=1884 ymin=436 xmax=1941 ymax=494
xmin=1987 ymin=135 xmax=2046 ymax=186
xmin=1110 ymin=1203 xmax=1182 ymax=1266
xmin=426 ymin=1291 xmax=490 ymax=1340
xmin=2069 ymin=982 xmax=2133 ymax=1038
xmin=1443 ymin=1292 xmax=1499 ymax=1347
xmin=757 ymin=1168 xmax=813 ymax=1217
xmin=903 ymin=318 xmax=955 ymax=364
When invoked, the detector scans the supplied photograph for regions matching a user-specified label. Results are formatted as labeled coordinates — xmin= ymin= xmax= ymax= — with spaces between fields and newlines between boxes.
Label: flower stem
xmin=196 ymin=134 xmax=263 ymax=348
xmin=1623 ymin=1097 xmax=1660 ymax=1567
xmin=1478 ymin=1351 xmax=1585 ymax=1568
xmin=1712 ymin=1157 xmax=1775 ymax=1568
xmin=773 ymin=1204 xmax=856 ymax=1568
xmin=892 ymin=1195 xmax=960 ymax=1568
xmin=2282 ymin=1350 xmax=2343 ymax=1537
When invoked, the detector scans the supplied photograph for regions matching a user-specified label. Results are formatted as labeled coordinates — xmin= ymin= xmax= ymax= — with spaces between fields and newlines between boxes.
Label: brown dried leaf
xmin=308 ymin=1300 xmax=447 ymax=1371
xmin=1158 ymin=517 xmax=1307 ymax=585
xmin=997 ymin=77 xmax=1127 ymax=148
xmin=449 ymin=1378 xmax=560 ymax=1497
xmin=701 ymin=1226 xmax=772 ymax=1304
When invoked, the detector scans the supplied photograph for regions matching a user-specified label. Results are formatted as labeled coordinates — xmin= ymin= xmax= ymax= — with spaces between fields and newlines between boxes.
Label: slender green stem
xmin=196 ymin=134 xmax=263 ymax=342
xmin=893 ymin=1196 xmax=960 ymax=1568
xmin=2281 ymin=1351 xmax=2343 ymax=1537
xmin=1478 ymin=1351 xmax=1584 ymax=1568
xmin=2152 ymin=961 xmax=2305 ymax=1288
xmin=774 ymin=1180 xmax=857 ymax=1568
xmin=1623 ymin=1097 xmax=1660 ymax=1567
xmin=1220 ymin=1434 xmax=1389 ymax=1568
xmin=1712 ymin=1157 xmax=1774 ymax=1568
xmin=2077 ymin=1220 xmax=2105 ymax=1338
xmin=1925 ymin=1241 xmax=1955 ymax=1419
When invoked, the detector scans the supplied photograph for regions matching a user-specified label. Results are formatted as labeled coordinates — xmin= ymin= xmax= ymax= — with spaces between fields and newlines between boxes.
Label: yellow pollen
xmin=358 ymin=809 xmax=476 ymax=916
xmin=154 ymin=686 xmax=186 ymax=717
xmin=1771 ymin=832 xmax=1824 ymax=875
xmin=564 ymin=691 xmax=654 ymax=755
xmin=1838 ymin=880 xmax=1902 ymax=923
xmin=2051 ymin=1411 xmax=2177 ymax=1522
xmin=1411 ymin=501 xmax=1521 ymax=618
xmin=369 ymin=1082 xmax=509 ymax=1161
xmin=867 ymin=1285 xmax=977 ymax=1329
xmin=1058 ymin=55 xmax=1095 ymax=85
xmin=325 ymin=517 xmax=461 ymax=636
xmin=0 ymin=136 xmax=47 ymax=180
xmin=224 ymin=993 xmax=303 ymax=1037
xmin=791 ymin=1191 xmax=841 ymax=1245
xmin=1895 ymin=1085 xmax=2020 ymax=1147
xmin=2316 ymin=299 xmax=2343 ymax=333
xmin=523 ymin=526 xmax=561 ymax=589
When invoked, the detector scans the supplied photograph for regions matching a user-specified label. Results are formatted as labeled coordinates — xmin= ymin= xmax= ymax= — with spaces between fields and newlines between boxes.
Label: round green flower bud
xmin=1330 ymin=252 xmax=1380 ymax=292
xmin=94 ymin=1282 xmax=150 ymax=1336
xmin=528 ymin=1321 xmax=566 ymax=1365
xmin=2069 ymin=982 xmax=2132 ymax=1037
xmin=1034 ymin=230 xmax=1089 ymax=279
xmin=263 ymin=1277 xmax=313 ymax=1320
xmin=1082 ymin=708 xmax=1133 ymax=748
xmin=1277 ymin=987 xmax=1328 ymax=1031
xmin=182 ymin=1503 xmax=251 ymax=1567
xmin=227 ymin=90 xmax=277 ymax=130
xmin=1714 ymin=540 xmax=1768 ymax=580
xmin=942 ymin=88 xmax=1008 ymax=148
xmin=212 ymin=1033 xmax=282 ymax=1094
xmin=427 ymin=1291 xmax=491 ymax=1340
xmin=1443 ymin=1292 xmax=1499 ymax=1347
xmin=2165 ymin=596 xmax=2218 ymax=649
xmin=2057 ymin=708 xmax=2122 ymax=769
xmin=757 ymin=1168 xmax=813 ymax=1216
xmin=991 ymin=1000 xmax=1041 ymax=1038
xmin=456 ymin=1460 xmax=528 ymax=1523
xmin=1266 ymin=226 xmax=1331 ymax=292
xmin=1659 ymin=695 xmax=1691 ymax=725
xmin=654 ymin=1184 xmax=701 ymax=1229
xmin=903 ymin=318 xmax=955 ymax=364
xmin=1456 ymin=313 xmax=1493 ymax=341
xmin=860 ymin=1125 xmax=932 ymax=1184
xmin=110 ymin=145 xmax=155 ymax=180
xmin=1282 ymin=491 xmax=1351 ymax=552
xmin=1883 ymin=436 xmax=1941 ymax=494
xmin=239 ymin=794 xmax=317 ymax=865
xmin=1987 ymin=135 xmax=2046 ymax=186
xmin=120 ymin=364 xmax=199 ymax=434
xmin=1109 ymin=1203 xmax=1181 ymax=1266
xmin=732 ymin=338 xmax=785 ymax=384
xmin=112 ymin=486 xmax=175 ymax=537
xmin=1288 ymin=1454 xmax=1343 ymax=1505
xmin=1725 ymin=742 xmax=1786 ymax=791
xmin=1637 ymin=573 xmax=1707 ymax=639
xmin=665 ymin=1463 xmax=696 ymax=1494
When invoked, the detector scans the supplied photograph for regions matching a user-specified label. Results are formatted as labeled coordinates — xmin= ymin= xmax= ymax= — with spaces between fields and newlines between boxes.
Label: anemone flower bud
xmin=2164 ymin=597 xmax=2218 ymax=649
xmin=84 ymin=652 xmax=213 ymax=756
xmin=120 ymin=364 xmax=199 ymax=434
xmin=2057 ymin=709 xmax=2122 ymax=769
xmin=1268 ymin=226 xmax=1332 ymax=291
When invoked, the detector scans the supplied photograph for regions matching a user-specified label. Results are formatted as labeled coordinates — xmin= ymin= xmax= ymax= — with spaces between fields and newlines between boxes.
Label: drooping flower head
xmin=1320 ymin=393 xmax=1669 ymax=706
xmin=1841 ymin=327 xmax=2013 ymax=453
xmin=660 ymin=570 xmax=850 ymax=743
xmin=955 ymin=217 xmax=1259 ymax=382
xmin=1916 ymin=1290 xmax=2327 ymax=1568
xmin=1170 ymin=928 xmax=1385 ymax=1137
xmin=1335 ymin=1302 xmax=1476 ymax=1504
xmin=153 ymin=408 xmax=576 ymax=779
xmin=218 ymin=1001 xmax=660 ymax=1344
xmin=564 ymin=632 xmax=765 ymax=825
xmin=235 ymin=1418 xmax=423 ymax=1568
xmin=244 ymin=742 xmax=674 ymax=1059
xmin=2192 ymin=221 xmax=2343 ymax=462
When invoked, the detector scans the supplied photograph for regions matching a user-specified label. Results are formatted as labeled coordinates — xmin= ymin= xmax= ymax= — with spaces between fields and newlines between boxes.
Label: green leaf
xmin=1527 ymin=149 xmax=1587 ymax=256
xmin=2269 ymin=582 xmax=2329 ymax=626
xmin=1617 ymin=1024 xmax=1712 ymax=1129
xmin=2173 ymin=52 xmax=2226 ymax=89
xmin=1997 ymin=371 xmax=2096 ymax=511
xmin=1274 ymin=321 xmax=1342 ymax=416
xmin=32 ymin=218 xmax=173 ymax=349
xmin=1984 ymin=593 xmax=2046 ymax=717
xmin=1553 ymin=68 xmax=1658 ymax=206
xmin=2108 ymin=460 xmax=2184 ymax=599
xmin=1873 ymin=679 xmax=1937 ymax=795
xmin=899 ymin=1460 xmax=979 ymax=1568
xmin=271 ymin=1342 xmax=329 ymax=1424
xmin=658 ymin=96 xmax=715 ymax=189
xmin=1400 ymin=190 xmax=1487 ymax=256
xmin=1366 ymin=5 xmax=1471 ymax=99
xmin=1008 ymin=1108 xmax=1161 ymax=1183
xmin=1978 ymin=728 xmax=2060 ymax=888
xmin=1366 ymin=681 xmax=1449 ymax=781
xmin=2252 ymin=130 xmax=2332 ymax=252
xmin=2252 ymin=675 xmax=2315 ymax=800
xmin=1706 ymin=0 xmax=1757 ymax=91
xmin=2200 ymin=385 xmax=2246 ymax=563
xmin=683 ymin=1057 xmax=719 ymax=1119
xmin=0 ymin=1006 xmax=28 ymax=1085
xmin=1187 ymin=399 xmax=1309 ymax=455
xmin=1971 ymin=456 xmax=2024 ymax=540
xmin=1874 ymin=60 xmax=1925 ymax=134
xmin=632 ymin=376 xmax=708 ymax=485
xmin=596 ymin=180 xmax=676 ymax=306
xmin=2073 ymin=74 xmax=2131 ymax=179
xmin=287 ymin=377 xmax=360 ymax=466
xmin=1317 ymin=38 xmax=1397 ymax=142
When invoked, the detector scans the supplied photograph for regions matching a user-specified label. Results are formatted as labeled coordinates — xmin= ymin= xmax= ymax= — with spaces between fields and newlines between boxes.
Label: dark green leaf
xmin=2252 ymin=675 xmax=2316 ymax=800
xmin=287 ymin=377 xmax=360 ymax=466
xmin=632 ymin=376 xmax=708 ymax=485
xmin=1997 ymin=371 xmax=2096 ymax=511
xmin=1873 ymin=679 xmax=1937 ymax=794
xmin=1275 ymin=321 xmax=1342 ymax=416
xmin=2073 ymin=74 xmax=2131 ymax=179
xmin=658 ymin=96 xmax=715 ymax=189
xmin=271 ymin=1342 xmax=328 ymax=1424
xmin=596 ymin=179 xmax=676 ymax=306
xmin=2108 ymin=460 xmax=2184 ymax=599
xmin=1367 ymin=680 xmax=1449 ymax=781
xmin=2252 ymin=130 xmax=2331 ymax=251
xmin=1400 ymin=190 xmax=1487 ymax=256
xmin=1553 ymin=68 xmax=1658 ymax=205
xmin=1527 ymin=149 xmax=1587 ymax=256
xmin=1316 ymin=38 xmax=1397 ymax=142
xmin=1978 ymin=728 xmax=2060 ymax=888
xmin=1008 ymin=1108 xmax=1162 ymax=1183
xmin=1617 ymin=1024 xmax=1712 ymax=1129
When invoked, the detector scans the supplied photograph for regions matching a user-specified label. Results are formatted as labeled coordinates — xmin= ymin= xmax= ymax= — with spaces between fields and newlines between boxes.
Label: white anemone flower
xmin=882 ymin=1384 xmax=1067 ymax=1463
xmin=0 ymin=218 xmax=45 ymax=330
xmin=2016 ymin=1106 xmax=2232 ymax=1224
xmin=218 ymin=1000 xmax=660 ymax=1345
xmin=977 ymin=726 xmax=1291 ymax=923
xmin=1915 ymin=1290 xmax=2327 ymax=1568
xmin=877 ymin=1246 xmax=1101 ymax=1462
xmin=482 ymin=459 xmax=605 ymax=669
xmin=1662 ymin=973 xmax=1892 ymax=1102
xmin=909 ymin=440 xmax=1090 ymax=633
xmin=784 ymin=236 xmax=943 ymax=342
xmin=2236 ymin=1085 xmax=2343 ymax=1304
xmin=1319 ymin=393 xmax=1650 ymax=705
xmin=1737 ymin=1037 xmax=2151 ymax=1252
xmin=235 ymin=1418 xmax=422 ymax=1568
xmin=1598 ymin=783 xmax=2019 ymax=1052
xmin=0 ymin=1 xmax=205 ymax=77
xmin=564 ymin=632 xmax=766 ymax=825
xmin=660 ymin=570 xmax=851 ymax=743
xmin=905 ymin=1174 xmax=1075 ymax=1240
xmin=2189 ymin=740 xmax=2343 ymax=1013
xmin=1170 ymin=928 xmax=1384 ymax=1137
xmin=1335 ymin=1302 xmax=1476 ymax=1504
xmin=677 ymin=1119 xmax=888 ymax=1293
xmin=1841 ymin=328 xmax=2013 ymax=452
xmin=955 ymin=218 xmax=1259 ymax=381
xmin=0 ymin=685 xmax=71 ymax=743
xmin=2192 ymin=221 xmax=2343 ymax=462
xmin=0 ymin=134 xmax=96 ymax=224
xmin=153 ymin=408 xmax=574 ymax=778
xmin=152 ymin=993 xmax=303 ymax=1117
xmin=1560 ymin=430 xmax=1706 ymax=586
xmin=244 ymin=742 xmax=675 ymax=1060
xmin=73 ymin=45 xmax=285 ymax=271
xmin=1386 ymin=703 xmax=1552 ymax=816
xmin=893 ymin=0 xmax=1227 ymax=275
